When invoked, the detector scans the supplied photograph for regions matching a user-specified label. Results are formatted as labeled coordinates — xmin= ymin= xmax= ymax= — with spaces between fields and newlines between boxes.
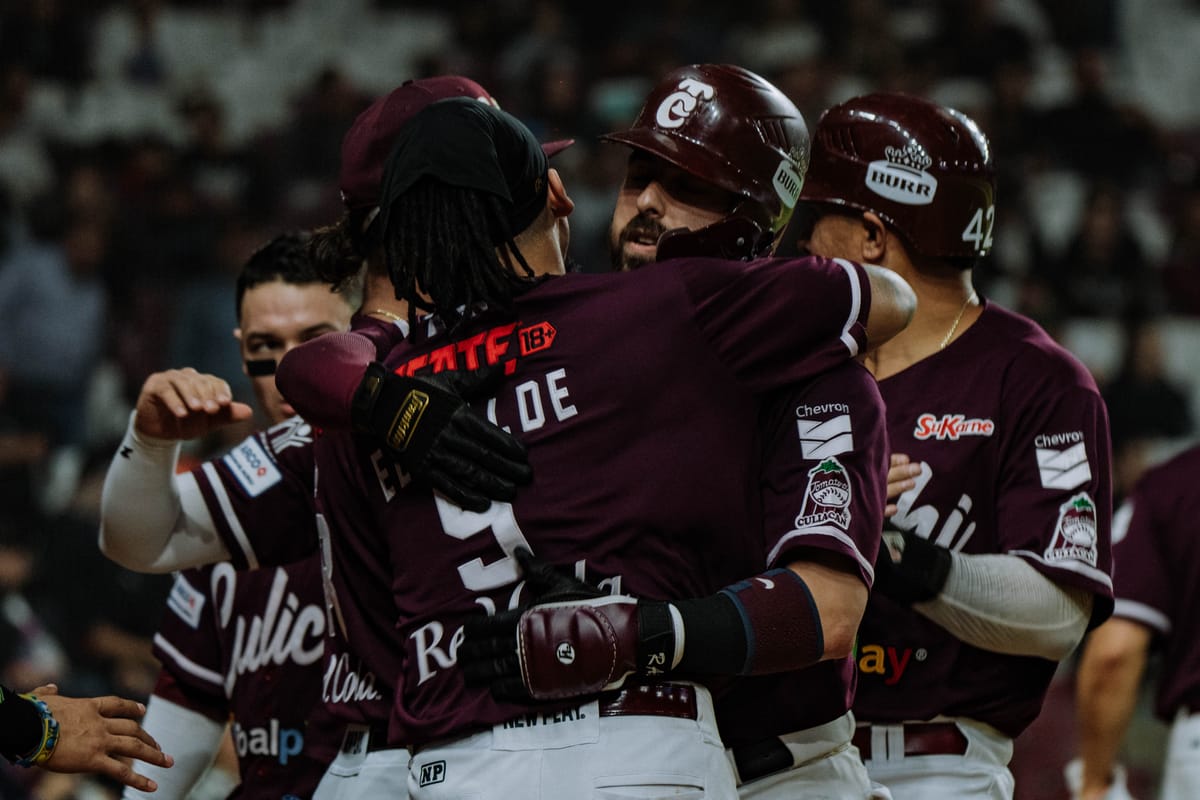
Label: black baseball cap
xmin=379 ymin=98 xmax=552 ymax=239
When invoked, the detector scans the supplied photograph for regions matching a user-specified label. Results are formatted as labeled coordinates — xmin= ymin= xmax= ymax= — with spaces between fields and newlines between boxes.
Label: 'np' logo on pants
xmin=419 ymin=760 xmax=447 ymax=786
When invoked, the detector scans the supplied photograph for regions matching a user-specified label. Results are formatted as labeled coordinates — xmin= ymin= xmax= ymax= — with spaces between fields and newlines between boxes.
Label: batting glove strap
xmin=516 ymin=597 xmax=675 ymax=701
xmin=874 ymin=528 xmax=953 ymax=605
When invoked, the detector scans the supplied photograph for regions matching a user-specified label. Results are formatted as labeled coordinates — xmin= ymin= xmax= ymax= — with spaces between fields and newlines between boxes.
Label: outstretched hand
xmin=134 ymin=369 xmax=253 ymax=441
xmin=34 ymin=684 xmax=173 ymax=792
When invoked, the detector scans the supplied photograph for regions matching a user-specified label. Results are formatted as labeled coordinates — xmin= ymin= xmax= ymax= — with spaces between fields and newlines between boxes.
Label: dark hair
xmin=308 ymin=206 xmax=379 ymax=289
xmin=235 ymin=230 xmax=355 ymax=318
xmin=383 ymin=178 xmax=537 ymax=330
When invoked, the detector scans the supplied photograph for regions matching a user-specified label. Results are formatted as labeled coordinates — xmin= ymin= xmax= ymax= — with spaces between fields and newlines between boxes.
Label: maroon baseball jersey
xmin=153 ymin=556 xmax=335 ymax=797
xmin=717 ymin=360 xmax=889 ymax=748
xmin=1109 ymin=444 xmax=1200 ymax=720
xmin=853 ymin=300 xmax=1114 ymax=738
xmin=185 ymin=413 xmax=393 ymax=736
xmin=303 ymin=255 xmax=873 ymax=746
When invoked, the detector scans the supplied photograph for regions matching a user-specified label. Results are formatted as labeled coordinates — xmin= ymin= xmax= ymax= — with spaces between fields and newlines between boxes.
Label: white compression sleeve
xmin=122 ymin=695 xmax=226 ymax=800
xmin=914 ymin=551 xmax=1093 ymax=661
xmin=99 ymin=413 xmax=230 ymax=572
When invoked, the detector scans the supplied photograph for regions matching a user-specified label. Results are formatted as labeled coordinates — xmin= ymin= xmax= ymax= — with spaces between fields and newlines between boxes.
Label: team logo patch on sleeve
xmin=223 ymin=437 xmax=282 ymax=497
xmin=1044 ymin=492 xmax=1099 ymax=566
xmin=167 ymin=574 xmax=205 ymax=629
xmin=794 ymin=457 xmax=852 ymax=530
xmin=1035 ymin=438 xmax=1091 ymax=490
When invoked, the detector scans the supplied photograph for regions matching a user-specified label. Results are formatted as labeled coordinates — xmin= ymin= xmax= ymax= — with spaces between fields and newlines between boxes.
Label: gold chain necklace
xmin=368 ymin=308 xmax=405 ymax=323
xmin=939 ymin=291 xmax=978 ymax=350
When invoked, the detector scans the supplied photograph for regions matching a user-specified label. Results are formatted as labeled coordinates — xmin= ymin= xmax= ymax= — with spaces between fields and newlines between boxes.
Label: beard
xmin=609 ymin=213 xmax=667 ymax=272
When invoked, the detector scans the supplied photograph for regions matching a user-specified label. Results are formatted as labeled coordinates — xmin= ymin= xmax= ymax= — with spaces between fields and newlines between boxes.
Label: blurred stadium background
xmin=0 ymin=0 xmax=1197 ymax=797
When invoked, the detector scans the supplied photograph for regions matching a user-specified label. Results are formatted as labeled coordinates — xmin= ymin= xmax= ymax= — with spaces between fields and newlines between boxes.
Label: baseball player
xmin=0 ymin=682 xmax=170 ymax=792
xmin=794 ymin=92 xmax=1114 ymax=799
xmin=121 ymin=232 xmax=356 ymax=800
xmin=270 ymin=97 xmax=914 ymax=800
xmin=99 ymin=77 xmax=539 ymax=800
xmin=599 ymin=63 xmax=892 ymax=799
xmin=1070 ymin=443 xmax=1200 ymax=800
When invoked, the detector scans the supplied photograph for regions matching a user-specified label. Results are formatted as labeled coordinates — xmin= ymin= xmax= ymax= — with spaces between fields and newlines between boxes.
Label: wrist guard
xmin=6 ymin=693 xmax=59 ymax=768
xmin=874 ymin=527 xmax=953 ymax=604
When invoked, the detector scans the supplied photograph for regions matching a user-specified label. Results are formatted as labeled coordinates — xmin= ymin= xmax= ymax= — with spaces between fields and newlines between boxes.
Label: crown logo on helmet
xmin=884 ymin=142 xmax=932 ymax=172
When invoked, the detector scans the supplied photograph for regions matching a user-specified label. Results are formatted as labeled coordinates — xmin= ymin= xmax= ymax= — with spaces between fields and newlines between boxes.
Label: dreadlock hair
xmin=383 ymin=177 xmax=538 ymax=332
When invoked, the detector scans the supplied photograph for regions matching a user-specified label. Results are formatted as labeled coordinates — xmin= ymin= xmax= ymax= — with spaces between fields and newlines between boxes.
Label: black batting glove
xmin=873 ymin=526 xmax=953 ymax=605
xmin=351 ymin=362 xmax=532 ymax=512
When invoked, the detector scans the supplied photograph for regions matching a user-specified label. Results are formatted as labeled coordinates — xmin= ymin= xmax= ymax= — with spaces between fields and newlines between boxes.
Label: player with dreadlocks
xmin=266 ymin=97 xmax=913 ymax=799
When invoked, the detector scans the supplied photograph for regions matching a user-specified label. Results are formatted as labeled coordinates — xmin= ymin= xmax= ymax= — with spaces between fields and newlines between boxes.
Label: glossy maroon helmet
xmin=801 ymin=92 xmax=996 ymax=259
xmin=602 ymin=64 xmax=810 ymax=243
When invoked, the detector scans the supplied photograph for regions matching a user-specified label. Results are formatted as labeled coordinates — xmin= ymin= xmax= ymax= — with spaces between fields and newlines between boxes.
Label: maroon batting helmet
xmin=340 ymin=76 xmax=572 ymax=211
xmin=602 ymin=64 xmax=810 ymax=241
xmin=800 ymin=92 xmax=996 ymax=259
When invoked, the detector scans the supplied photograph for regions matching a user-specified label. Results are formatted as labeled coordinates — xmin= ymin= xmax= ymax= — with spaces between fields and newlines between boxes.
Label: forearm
xmin=862 ymin=264 xmax=916 ymax=347
xmin=913 ymin=551 xmax=1092 ymax=660
xmin=122 ymin=695 xmax=225 ymax=800
xmin=99 ymin=414 xmax=229 ymax=572
xmin=1075 ymin=620 xmax=1149 ymax=796
xmin=276 ymin=330 xmax=378 ymax=429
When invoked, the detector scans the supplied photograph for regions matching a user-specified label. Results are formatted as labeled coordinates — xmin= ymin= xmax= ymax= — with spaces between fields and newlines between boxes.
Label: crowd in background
xmin=0 ymin=0 xmax=1196 ymax=797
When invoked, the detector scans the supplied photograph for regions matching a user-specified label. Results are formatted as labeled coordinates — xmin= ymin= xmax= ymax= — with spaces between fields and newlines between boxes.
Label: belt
xmin=596 ymin=682 xmax=698 ymax=721
xmin=339 ymin=723 xmax=394 ymax=754
xmin=852 ymin=722 xmax=968 ymax=760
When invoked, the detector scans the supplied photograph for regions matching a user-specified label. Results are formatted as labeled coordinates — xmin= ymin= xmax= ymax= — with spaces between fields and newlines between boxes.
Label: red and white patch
xmin=913 ymin=413 xmax=995 ymax=441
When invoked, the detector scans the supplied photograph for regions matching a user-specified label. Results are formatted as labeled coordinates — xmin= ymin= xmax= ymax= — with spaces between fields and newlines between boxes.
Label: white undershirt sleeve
xmin=99 ymin=413 xmax=231 ymax=572
xmin=914 ymin=551 xmax=1093 ymax=661
xmin=121 ymin=695 xmax=226 ymax=800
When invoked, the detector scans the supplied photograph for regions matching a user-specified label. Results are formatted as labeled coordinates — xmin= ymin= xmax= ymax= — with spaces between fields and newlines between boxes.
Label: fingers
xmin=32 ymin=683 xmax=59 ymax=696
xmin=96 ymin=756 xmax=160 ymax=793
xmin=104 ymin=717 xmax=163 ymax=751
xmin=444 ymin=414 xmax=531 ymax=478
xmin=886 ymin=456 xmax=921 ymax=501
xmin=105 ymin=729 xmax=173 ymax=769
xmin=428 ymin=469 xmax=493 ymax=514
xmin=93 ymin=695 xmax=148 ymax=721
xmin=143 ymin=369 xmax=234 ymax=417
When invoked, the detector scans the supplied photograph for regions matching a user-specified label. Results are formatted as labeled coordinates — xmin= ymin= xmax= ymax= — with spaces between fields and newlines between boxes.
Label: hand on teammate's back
xmin=461 ymin=549 xmax=671 ymax=702
xmin=134 ymin=369 xmax=254 ymax=441
xmin=351 ymin=362 xmax=532 ymax=512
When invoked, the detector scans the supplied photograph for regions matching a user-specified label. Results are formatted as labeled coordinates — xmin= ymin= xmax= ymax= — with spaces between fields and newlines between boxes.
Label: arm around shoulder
xmin=862 ymin=264 xmax=916 ymax=347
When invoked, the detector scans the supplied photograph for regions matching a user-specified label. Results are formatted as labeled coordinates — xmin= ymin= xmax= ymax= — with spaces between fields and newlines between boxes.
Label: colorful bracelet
xmin=12 ymin=694 xmax=60 ymax=768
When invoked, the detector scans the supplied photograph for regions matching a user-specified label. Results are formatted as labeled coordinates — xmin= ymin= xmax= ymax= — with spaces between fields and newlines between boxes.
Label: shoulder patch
xmin=167 ymin=574 xmax=206 ymax=629
xmin=1044 ymin=492 xmax=1099 ymax=567
xmin=1036 ymin=441 xmax=1091 ymax=490
xmin=796 ymin=412 xmax=853 ymax=459
xmin=794 ymin=457 xmax=853 ymax=531
xmin=222 ymin=436 xmax=282 ymax=497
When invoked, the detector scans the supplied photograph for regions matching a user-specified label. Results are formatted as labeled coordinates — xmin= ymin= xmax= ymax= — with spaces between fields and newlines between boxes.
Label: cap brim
xmin=542 ymin=139 xmax=574 ymax=158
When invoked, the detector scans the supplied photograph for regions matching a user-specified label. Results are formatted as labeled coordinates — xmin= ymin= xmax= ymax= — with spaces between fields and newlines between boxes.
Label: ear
xmin=861 ymin=211 xmax=888 ymax=262
xmin=546 ymin=168 xmax=574 ymax=218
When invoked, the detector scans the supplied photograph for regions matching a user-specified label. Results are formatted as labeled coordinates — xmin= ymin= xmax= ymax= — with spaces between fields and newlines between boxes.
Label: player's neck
xmin=362 ymin=271 xmax=408 ymax=323
xmin=864 ymin=268 xmax=979 ymax=380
